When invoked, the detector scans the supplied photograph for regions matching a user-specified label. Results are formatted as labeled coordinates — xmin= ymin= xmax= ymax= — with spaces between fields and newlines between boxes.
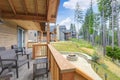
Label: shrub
xmin=106 ymin=46 xmax=120 ymax=60
xmin=101 ymin=63 xmax=108 ymax=69
xmin=92 ymin=54 xmax=100 ymax=63
xmin=106 ymin=46 xmax=114 ymax=58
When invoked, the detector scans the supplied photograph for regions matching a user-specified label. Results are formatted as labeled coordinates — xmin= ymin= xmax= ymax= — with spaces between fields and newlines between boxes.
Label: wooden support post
xmin=47 ymin=23 xmax=50 ymax=44
xmin=40 ymin=31 xmax=43 ymax=42
xmin=0 ymin=10 xmax=1 ymax=17
xmin=32 ymin=45 xmax=35 ymax=59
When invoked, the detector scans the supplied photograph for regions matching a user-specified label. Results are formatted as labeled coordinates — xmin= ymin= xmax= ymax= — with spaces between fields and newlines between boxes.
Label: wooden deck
xmin=11 ymin=60 xmax=50 ymax=80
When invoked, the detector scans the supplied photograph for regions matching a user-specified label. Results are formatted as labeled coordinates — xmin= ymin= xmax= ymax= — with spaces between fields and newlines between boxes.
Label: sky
xmin=56 ymin=0 xmax=98 ymax=31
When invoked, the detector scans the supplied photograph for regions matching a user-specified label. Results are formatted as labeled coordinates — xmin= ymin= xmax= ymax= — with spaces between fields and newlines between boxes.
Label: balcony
xmin=32 ymin=43 xmax=93 ymax=80
xmin=2 ymin=43 xmax=93 ymax=80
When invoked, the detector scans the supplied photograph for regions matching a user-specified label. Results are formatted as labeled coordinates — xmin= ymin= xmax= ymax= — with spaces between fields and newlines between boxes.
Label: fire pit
xmin=67 ymin=54 xmax=78 ymax=61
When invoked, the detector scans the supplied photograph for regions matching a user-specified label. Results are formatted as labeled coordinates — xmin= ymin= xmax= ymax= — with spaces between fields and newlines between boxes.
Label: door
xmin=18 ymin=27 xmax=25 ymax=48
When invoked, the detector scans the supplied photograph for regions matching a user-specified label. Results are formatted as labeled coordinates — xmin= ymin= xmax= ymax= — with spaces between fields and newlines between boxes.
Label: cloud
xmin=63 ymin=0 xmax=97 ymax=10
xmin=59 ymin=17 xmax=82 ymax=32
xmin=59 ymin=17 xmax=72 ymax=29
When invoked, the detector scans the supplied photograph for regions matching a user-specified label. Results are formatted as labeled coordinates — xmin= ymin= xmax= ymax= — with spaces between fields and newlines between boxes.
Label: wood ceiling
xmin=0 ymin=0 xmax=60 ymax=31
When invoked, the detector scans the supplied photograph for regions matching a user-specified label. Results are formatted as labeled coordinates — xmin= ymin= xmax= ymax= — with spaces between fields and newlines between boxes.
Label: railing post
xmin=32 ymin=45 xmax=35 ymax=59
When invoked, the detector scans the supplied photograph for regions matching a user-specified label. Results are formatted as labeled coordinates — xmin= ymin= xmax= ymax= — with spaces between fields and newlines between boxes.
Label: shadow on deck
xmin=13 ymin=60 xmax=51 ymax=80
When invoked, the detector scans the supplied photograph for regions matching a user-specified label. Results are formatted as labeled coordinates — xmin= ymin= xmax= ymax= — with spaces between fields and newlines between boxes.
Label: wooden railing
xmin=48 ymin=44 xmax=75 ymax=80
xmin=27 ymin=42 xmax=39 ymax=48
xmin=75 ymin=68 xmax=93 ymax=80
xmin=32 ymin=43 xmax=93 ymax=80
xmin=32 ymin=43 xmax=47 ymax=59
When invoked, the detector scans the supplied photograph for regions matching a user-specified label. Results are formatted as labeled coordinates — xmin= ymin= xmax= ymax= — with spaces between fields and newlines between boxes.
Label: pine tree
xmin=74 ymin=2 xmax=83 ymax=39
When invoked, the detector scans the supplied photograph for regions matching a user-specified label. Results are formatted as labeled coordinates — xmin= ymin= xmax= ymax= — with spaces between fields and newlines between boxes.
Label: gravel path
xmin=62 ymin=54 xmax=102 ymax=80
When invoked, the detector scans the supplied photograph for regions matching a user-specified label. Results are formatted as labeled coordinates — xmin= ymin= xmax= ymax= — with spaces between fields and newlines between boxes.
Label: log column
xmin=40 ymin=31 xmax=43 ymax=42
xmin=47 ymin=23 xmax=50 ymax=44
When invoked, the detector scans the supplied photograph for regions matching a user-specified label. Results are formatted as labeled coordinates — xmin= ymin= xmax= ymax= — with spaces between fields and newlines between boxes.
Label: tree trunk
xmin=111 ymin=0 xmax=114 ymax=49
xmin=117 ymin=22 xmax=120 ymax=47
xmin=117 ymin=12 xmax=120 ymax=47
xmin=87 ymin=28 xmax=90 ymax=42
xmin=102 ymin=10 xmax=106 ymax=56
xmin=107 ymin=31 xmax=110 ymax=45
xmin=92 ymin=30 xmax=95 ymax=46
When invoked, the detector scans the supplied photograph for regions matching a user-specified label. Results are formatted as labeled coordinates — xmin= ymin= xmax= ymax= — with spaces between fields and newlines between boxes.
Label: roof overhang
xmin=0 ymin=0 xmax=60 ymax=30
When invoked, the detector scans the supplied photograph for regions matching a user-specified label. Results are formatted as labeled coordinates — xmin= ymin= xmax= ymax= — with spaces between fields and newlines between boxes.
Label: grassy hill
xmin=51 ymin=39 xmax=120 ymax=80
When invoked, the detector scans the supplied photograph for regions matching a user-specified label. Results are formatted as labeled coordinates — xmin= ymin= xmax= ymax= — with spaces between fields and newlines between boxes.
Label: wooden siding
xmin=0 ymin=21 xmax=29 ymax=49
xmin=0 ymin=22 xmax=17 ymax=49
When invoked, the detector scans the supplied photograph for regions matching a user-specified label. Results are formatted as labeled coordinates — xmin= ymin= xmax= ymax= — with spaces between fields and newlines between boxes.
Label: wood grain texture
xmin=0 ymin=23 xmax=17 ymax=49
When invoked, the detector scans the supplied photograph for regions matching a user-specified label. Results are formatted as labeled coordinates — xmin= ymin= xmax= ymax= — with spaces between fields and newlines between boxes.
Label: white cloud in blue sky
xmin=57 ymin=0 xmax=98 ymax=31
xmin=60 ymin=17 xmax=72 ymax=29
xmin=63 ymin=0 xmax=97 ymax=10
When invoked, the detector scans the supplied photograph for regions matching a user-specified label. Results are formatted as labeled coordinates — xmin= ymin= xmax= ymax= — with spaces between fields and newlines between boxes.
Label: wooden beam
xmin=1 ymin=13 xmax=47 ymax=22
xmin=8 ymin=0 xmax=16 ymax=15
xmin=34 ymin=22 xmax=41 ymax=31
xmin=47 ymin=0 xmax=52 ymax=21
xmin=55 ymin=0 xmax=60 ymax=19
xmin=47 ymin=0 xmax=58 ymax=22
xmin=34 ymin=0 xmax=38 ymax=16
xmin=21 ymin=0 xmax=28 ymax=15
xmin=49 ymin=18 xmax=56 ymax=23
xmin=46 ymin=0 xmax=48 ymax=14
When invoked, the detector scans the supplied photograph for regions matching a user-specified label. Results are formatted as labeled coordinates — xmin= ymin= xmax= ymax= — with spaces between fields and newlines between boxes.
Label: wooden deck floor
xmin=11 ymin=60 xmax=51 ymax=80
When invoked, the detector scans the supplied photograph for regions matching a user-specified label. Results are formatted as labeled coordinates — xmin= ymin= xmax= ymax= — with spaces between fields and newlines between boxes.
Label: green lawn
xmin=51 ymin=40 xmax=94 ymax=55
xmin=51 ymin=41 xmax=81 ymax=52
xmin=51 ymin=39 xmax=120 ymax=80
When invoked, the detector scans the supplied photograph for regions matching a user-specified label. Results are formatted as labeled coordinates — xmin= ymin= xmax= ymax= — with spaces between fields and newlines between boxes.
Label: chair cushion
xmin=0 ymin=47 xmax=6 ymax=51
xmin=0 ymin=49 xmax=16 ymax=65
xmin=0 ymin=49 xmax=16 ymax=59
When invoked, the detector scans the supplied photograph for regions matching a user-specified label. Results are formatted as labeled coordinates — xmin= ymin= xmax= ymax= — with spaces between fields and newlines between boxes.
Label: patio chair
xmin=11 ymin=45 xmax=24 ymax=55
xmin=11 ymin=45 xmax=32 ymax=58
xmin=22 ymin=47 xmax=32 ymax=58
xmin=33 ymin=57 xmax=48 ymax=80
xmin=0 ymin=49 xmax=30 ymax=78
xmin=0 ymin=62 xmax=14 ymax=80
